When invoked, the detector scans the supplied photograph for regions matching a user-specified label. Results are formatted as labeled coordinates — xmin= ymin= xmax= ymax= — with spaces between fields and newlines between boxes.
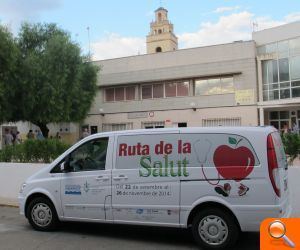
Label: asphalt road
xmin=0 ymin=206 xmax=259 ymax=250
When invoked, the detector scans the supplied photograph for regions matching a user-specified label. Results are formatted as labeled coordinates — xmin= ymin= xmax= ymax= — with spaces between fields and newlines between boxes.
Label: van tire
xmin=191 ymin=208 xmax=239 ymax=249
xmin=27 ymin=197 xmax=59 ymax=231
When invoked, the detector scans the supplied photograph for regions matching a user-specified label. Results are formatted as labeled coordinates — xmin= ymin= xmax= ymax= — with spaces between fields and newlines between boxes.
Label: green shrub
xmin=281 ymin=133 xmax=300 ymax=165
xmin=0 ymin=139 xmax=70 ymax=163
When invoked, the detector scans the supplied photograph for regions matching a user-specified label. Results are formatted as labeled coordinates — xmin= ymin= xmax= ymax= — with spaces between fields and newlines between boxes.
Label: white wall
xmin=0 ymin=163 xmax=46 ymax=206
xmin=0 ymin=163 xmax=299 ymax=217
xmin=253 ymin=21 xmax=300 ymax=46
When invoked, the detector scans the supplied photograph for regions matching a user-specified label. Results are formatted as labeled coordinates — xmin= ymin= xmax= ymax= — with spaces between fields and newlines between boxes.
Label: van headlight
xmin=19 ymin=183 xmax=27 ymax=193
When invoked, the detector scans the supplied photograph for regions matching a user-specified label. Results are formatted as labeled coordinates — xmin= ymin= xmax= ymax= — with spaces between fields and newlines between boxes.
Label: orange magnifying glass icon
xmin=268 ymin=220 xmax=295 ymax=248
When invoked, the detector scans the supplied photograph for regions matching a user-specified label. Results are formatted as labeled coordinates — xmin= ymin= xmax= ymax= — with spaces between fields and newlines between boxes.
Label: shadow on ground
xmin=59 ymin=221 xmax=259 ymax=249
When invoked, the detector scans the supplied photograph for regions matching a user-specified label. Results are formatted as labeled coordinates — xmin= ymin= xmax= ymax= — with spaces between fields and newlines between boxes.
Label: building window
xmin=290 ymin=56 xmax=300 ymax=81
xmin=269 ymin=111 xmax=289 ymax=131
xmin=90 ymin=126 xmax=98 ymax=134
xmin=202 ymin=117 xmax=241 ymax=127
xmin=105 ymin=88 xmax=114 ymax=102
xmin=105 ymin=86 xmax=136 ymax=102
xmin=141 ymin=81 xmax=189 ymax=100
xmin=279 ymin=58 xmax=290 ymax=82
xmin=221 ymin=77 xmax=235 ymax=93
xmin=156 ymin=47 xmax=162 ymax=52
xmin=258 ymin=43 xmax=277 ymax=55
xmin=125 ymin=86 xmax=135 ymax=100
xmin=165 ymin=82 xmax=176 ymax=97
xmin=278 ymin=40 xmax=289 ymax=58
xmin=292 ymin=86 xmax=300 ymax=98
xmin=142 ymin=85 xmax=152 ymax=99
xmin=173 ymin=122 xmax=187 ymax=127
xmin=142 ymin=121 xmax=165 ymax=129
xmin=195 ymin=77 xmax=234 ymax=96
xmin=195 ymin=79 xmax=209 ymax=95
xmin=267 ymin=60 xmax=279 ymax=83
xmin=115 ymin=87 xmax=125 ymax=101
xmin=259 ymin=37 xmax=300 ymax=101
xmin=153 ymin=84 xmax=164 ymax=98
xmin=102 ymin=123 xmax=133 ymax=132
xmin=177 ymin=82 xmax=189 ymax=96
xmin=289 ymin=37 xmax=300 ymax=55
xmin=207 ymin=78 xmax=221 ymax=95
xmin=158 ymin=13 xmax=162 ymax=22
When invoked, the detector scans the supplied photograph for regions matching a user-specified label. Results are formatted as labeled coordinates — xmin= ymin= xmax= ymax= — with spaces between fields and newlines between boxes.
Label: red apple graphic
xmin=213 ymin=139 xmax=255 ymax=181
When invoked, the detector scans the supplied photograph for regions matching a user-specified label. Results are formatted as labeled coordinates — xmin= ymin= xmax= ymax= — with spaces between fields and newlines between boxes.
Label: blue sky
xmin=0 ymin=0 xmax=300 ymax=60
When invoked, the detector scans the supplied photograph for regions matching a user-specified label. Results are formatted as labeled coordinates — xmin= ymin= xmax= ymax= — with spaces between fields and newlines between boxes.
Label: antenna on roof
xmin=252 ymin=21 xmax=258 ymax=32
xmin=87 ymin=26 xmax=91 ymax=60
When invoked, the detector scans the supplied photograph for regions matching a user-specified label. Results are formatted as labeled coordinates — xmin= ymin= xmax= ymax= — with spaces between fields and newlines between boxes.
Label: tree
xmin=14 ymin=23 xmax=99 ymax=137
xmin=0 ymin=25 xmax=20 ymax=122
xmin=281 ymin=133 xmax=300 ymax=165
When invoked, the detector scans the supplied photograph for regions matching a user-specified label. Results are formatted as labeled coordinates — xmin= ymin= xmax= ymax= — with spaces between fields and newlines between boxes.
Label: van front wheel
xmin=27 ymin=197 xmax=59 ymax=231
xmin=191 ymin=208 xmax=239 ymax=249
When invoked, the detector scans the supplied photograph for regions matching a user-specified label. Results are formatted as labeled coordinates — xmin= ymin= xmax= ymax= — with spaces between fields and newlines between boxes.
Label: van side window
xmin=69 ymin=137 xmax=109 ymax=172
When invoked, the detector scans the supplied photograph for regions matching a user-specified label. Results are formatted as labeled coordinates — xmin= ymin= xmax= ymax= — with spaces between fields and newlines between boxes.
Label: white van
xmin=19 ymin=126 xmax=291 ymax=249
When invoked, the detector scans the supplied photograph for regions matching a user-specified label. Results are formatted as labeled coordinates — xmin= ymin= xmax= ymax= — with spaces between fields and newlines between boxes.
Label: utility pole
xmin=87 ymin=26 xmax=91 ymax=60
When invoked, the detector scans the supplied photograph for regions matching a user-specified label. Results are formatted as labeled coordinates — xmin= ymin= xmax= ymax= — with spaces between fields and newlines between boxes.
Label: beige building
xmin=85 ymin=8 xmax=259 ymax=133
xmin=84 ymin=10 xmax=300 ymax=134
xmin=83 ymin=7 xmax=260 ymax=133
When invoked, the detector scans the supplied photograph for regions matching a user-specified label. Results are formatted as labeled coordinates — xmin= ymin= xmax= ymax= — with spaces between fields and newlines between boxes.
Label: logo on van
xmin=194 ymin=136 xmax=254 ymax=197
xmin=119 ymin=140 xmax=191 ymax=177
xmin=212 ymin=137 xmax=254 ymax=197
xmin=65 ymin=184 xmax=81 ymax=195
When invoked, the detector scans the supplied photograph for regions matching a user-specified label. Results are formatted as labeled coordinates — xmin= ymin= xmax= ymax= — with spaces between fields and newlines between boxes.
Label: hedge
xmin=0 ymin=139 xmax=70 ymax=163
xmin=281 ymin=133 xmax=300 ymax=165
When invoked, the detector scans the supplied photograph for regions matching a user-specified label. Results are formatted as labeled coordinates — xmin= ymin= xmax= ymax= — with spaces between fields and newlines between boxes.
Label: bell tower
xmin=146 ymin=7 xmax=178 ymax=54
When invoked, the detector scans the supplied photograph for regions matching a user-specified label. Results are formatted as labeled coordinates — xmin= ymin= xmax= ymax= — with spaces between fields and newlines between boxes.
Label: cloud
xmin=213 ymin=6 xmax=240 ymax=14
xmin=179 ymin=11 xmax=300 ymax=49
xmin=284 ymin=12 xmax=300 ymax=23
xmin=91 ymin=11 xmax=300 ymax=60
xmin=179 ymin=11 xmax=254 ymax=48
xmin=0 ymin=0 xmax=62 ymax=32
xmin=91 ymin=33 xmax=146 ymax=60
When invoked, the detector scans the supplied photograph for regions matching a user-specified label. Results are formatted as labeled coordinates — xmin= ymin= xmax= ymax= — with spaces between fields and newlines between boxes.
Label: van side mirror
xmin=60 ymin=156 xmax=72 ymax=173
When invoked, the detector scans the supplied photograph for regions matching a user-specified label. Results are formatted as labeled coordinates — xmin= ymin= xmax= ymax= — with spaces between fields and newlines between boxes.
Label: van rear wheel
xmin=27 ymin=197 xmax=59 ymax=231
xmin=191 ymin=208 xmax=239 ymax=249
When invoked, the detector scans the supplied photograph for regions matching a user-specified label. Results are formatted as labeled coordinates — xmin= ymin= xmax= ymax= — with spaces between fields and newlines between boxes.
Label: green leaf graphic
xmin=229 ymin=137 xmax=237 ymax=145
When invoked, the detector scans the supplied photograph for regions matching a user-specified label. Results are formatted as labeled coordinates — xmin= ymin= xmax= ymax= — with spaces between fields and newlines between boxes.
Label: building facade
xmin=84 ymin=11 xmax=300 ymax=134
xmin=253 ymin=21 xmax=300 ymax=132
xmin=85 ymin=39 xmax=258 ymax=132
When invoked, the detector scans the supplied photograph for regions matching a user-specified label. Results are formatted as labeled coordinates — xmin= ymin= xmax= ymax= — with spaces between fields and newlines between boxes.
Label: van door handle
xmin=113 ymin=175 xmax=128 ymax=181
xmin=96 ymin=176 xmax=109 ymax=181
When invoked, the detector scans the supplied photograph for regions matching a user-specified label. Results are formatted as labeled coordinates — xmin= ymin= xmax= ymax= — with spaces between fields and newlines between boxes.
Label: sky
xmin=0 ymin=0 xmax=300 ymax=60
